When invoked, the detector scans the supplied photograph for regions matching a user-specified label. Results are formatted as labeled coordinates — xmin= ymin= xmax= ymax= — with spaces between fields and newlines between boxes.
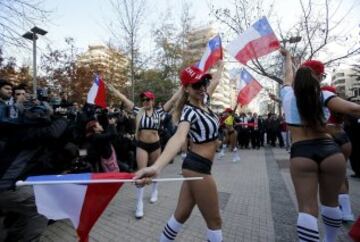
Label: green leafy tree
xmin=134 ymin=69 xmax=176 ymax=105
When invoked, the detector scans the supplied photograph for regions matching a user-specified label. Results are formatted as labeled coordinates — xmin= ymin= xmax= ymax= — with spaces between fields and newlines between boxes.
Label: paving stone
xmin=35 ymin=147 xmax=360 ymax=241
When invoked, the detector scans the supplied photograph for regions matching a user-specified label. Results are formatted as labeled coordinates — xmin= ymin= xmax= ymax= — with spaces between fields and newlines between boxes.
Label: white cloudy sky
xmin=4 ymin=0 xmax=359 ymax=68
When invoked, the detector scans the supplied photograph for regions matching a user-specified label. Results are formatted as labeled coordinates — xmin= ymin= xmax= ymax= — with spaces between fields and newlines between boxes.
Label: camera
xmin=37 ymin=88 xmax=49 ymax=102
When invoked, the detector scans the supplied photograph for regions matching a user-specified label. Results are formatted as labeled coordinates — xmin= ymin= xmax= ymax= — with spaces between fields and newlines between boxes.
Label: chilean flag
xmin=227 ymin=17 xmax=280 ymax=65
xmin=196 ymin=34 xmax=223 ymax=72
xmin=26 ymin=172 xmax=134 ymax=242
xmin=236 ymin=69 xmax=263 ymax=106
xmin=87 ymin=75 xmax=107 ymax=108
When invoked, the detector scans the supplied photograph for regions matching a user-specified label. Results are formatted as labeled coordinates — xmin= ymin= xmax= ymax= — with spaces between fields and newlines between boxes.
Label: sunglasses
xmin=191 ymin=78 xmax=210 ymax=90
xmin=142 ymin=98 xmax=151 ymax=102
xmin=320 ymin=73 xmax=327 ymax=80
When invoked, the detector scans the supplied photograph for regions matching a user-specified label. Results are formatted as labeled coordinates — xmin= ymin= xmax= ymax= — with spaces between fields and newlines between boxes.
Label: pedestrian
xmin=249 ymin=112 xmax=261 ymax=149
xmin=134 ymin=62 xmax=224 ymax=242
xmin=280 ymin=48 xmax=360 ymax=242
xmin=344 ymin=115 xmax=360 ymax=178
xmin=279 ymin=113 xmax=290 ymax=151
xmin=109 ymin=85 xmax=181 ymax=219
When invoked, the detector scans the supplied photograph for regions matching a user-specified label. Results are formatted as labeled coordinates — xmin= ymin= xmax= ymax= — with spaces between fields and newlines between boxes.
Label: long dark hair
xmin=293 ymin=67 xmax=325 ymax=131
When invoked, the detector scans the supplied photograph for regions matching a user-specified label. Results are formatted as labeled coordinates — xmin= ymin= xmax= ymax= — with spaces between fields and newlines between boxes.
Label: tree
xmin=151 ymin=2 xmax=196 ymax=86
xmin=134 ymin=68 xmax=176 ymax=105
xmin=152 ymin=9 xmax=183 ymax=83
xmin=40 ymin=38 xmax=94 ymax=103
xmin=108 ymin=0 xmax=146 ymax=100
xmin=0 ymin=47 xmax=32 ymax=85
xmin=210 ymin=0 xmax=360 ymax=84
xmin=0 ymin=0 xmax=49 ymax=47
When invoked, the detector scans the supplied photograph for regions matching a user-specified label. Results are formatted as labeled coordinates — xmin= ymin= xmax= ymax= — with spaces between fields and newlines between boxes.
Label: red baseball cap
xmin=224 ymin=108 xmax=233 ymax=113
xmin=180 ymin=66 xmax=212 ymax=86
xmin=140 ymin=91 xmax=155 ymax=100
xmin=301 ymin=60 xmax=325 ymax=75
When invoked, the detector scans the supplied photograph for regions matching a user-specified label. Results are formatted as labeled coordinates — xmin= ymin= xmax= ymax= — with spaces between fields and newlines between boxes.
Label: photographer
xmin=0 ymin=101 xmax=69 ymax=242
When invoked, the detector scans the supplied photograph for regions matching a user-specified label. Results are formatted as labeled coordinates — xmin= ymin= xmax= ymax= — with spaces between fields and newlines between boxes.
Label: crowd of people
xmin=0 ymin=48 xmax=360 ymax=241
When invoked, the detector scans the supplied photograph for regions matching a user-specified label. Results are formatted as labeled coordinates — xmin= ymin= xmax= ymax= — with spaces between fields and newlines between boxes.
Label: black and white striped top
xmin=133 ymin=106 xmax=166 ymax=131
xmin=179 ymin=104 xmax=219 ymax=144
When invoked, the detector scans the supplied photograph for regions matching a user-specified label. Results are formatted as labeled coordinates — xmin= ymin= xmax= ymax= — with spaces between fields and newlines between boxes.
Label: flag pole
xmin=15 ymin=177 xmax=203 ymax=187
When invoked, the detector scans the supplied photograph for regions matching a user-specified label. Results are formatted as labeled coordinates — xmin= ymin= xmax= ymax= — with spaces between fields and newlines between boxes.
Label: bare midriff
xmin=289 ymin=126 xmax=331 ymax=143
xmin=188 ymin=140 xmax=218 ymax=161
xmin=138 ymin=129 xmax=160 ymax=143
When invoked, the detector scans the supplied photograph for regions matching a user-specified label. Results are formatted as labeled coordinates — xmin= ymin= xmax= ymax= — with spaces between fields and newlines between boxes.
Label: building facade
xmin=77 ymin=44 xmax=128 ymax=90
xmin=331 ymin=67 xmax=360 ymax=101
xmin=185 ymin=25 xmax=236 ymax=113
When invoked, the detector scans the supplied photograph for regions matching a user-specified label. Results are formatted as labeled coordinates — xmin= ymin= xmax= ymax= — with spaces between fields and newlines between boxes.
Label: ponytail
xmin=293 ymin=67 xmax=325 ymax=132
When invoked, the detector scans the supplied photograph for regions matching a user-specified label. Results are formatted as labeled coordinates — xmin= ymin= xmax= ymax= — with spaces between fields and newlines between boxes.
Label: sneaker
xmin=135 ymin=202 xmax=144 ymax=219
xmin=232 ymin=147 xmax=238 ymax=152
xmin=150 ymin=190 xmax=158 ymax=203
xmin=342 ymin=214 xmax=355 ymax=222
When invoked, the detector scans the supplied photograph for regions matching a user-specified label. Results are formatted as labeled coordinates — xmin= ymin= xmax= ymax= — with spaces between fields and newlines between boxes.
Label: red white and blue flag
xmin=196 ymin=34 xmax=223 ymax=72
xmin=227 ymin=17 xmax=280 ymax=65
xmin=236 ymin=69 xmax=262 ymax=106
xmin=26 ymin=172 xmax=134 ymax=242
xmin=87 ymin=75 xmax=107 ymax=108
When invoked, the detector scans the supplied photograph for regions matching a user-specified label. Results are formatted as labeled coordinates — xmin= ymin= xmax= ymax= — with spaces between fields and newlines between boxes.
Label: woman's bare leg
xmin=319 ymin=153 xmax=346 ymax=242
xmin=290 ymin=157 xmax=320 ymax=241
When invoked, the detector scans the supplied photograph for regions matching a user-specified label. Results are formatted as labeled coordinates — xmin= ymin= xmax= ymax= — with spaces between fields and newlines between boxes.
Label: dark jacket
xmin=84 ymin=124 xmax=117 ymax=171
xmin=0 ymin=118 xmax=69 ymax=191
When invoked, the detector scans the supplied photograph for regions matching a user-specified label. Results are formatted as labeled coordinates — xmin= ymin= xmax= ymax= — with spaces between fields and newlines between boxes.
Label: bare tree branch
xmin=0 ymin=0 xmax=50 ymax=48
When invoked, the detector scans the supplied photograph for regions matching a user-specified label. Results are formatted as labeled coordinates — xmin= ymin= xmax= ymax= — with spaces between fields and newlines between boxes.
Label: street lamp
xmin=280 ymin=36 xmax=302 ymax=47
xmin=22 ymin=26 xmax=47 ymax=99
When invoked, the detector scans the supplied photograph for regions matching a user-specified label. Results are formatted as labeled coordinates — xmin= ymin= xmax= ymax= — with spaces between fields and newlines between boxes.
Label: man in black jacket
xmin=345 ymin=116 xmax=360 ymax=178
xmin=0 ymin=104 xmax=69 ymax=242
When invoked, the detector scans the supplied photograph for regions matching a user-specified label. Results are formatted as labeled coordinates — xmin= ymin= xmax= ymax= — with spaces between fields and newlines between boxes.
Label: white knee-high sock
xmin=160 ymin=215 xmax=183 ymax=242
xmin=321 ymin=205 xmax=342 ymax=242
xmin=136 ymin=187 xmax=144 ymax=205
xmin=339 ymin=194 xmax=353 ymax=217
xmin=152 ymin=182 xmax=158 ymax=194
xmin=297 ymin=213 xmax=319 ymax=242
xmin=206 ymin=229 xmax=223 ymax=242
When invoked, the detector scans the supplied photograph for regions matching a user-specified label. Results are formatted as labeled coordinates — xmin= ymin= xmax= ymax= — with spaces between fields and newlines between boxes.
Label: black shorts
xmin=182 ymin=151 xmax=212 ymax=174
xmin=291 ymin=138 xmax=341 ymax=164
xmin=332 ymin=131 xmax=350 ymax=147
xmin=136 ymin=140 xmax=161 ymax=153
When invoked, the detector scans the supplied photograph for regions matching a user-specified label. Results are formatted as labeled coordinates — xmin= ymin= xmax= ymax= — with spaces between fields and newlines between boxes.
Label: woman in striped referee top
xmin=135 ymin=61 xmax=224 ymax=242
xmin=109 ymin=85 xmax=181 ymax=219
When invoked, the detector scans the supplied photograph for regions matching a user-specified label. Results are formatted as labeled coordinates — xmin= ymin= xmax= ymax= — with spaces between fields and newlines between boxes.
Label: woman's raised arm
xmin=107 ymin=83 xmax=135 ymax=111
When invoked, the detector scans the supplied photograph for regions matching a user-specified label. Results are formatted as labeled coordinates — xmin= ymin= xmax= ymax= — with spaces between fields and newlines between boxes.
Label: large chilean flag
xmin=236 ymin=69 xmax=263 ymax=106
xmin=227 ymin=17 xmax=280 ymax=65
xmin=196 ymin=34 xmax=223 ymax=72
xmin=26 ymin=172 xmax=134 ymax=242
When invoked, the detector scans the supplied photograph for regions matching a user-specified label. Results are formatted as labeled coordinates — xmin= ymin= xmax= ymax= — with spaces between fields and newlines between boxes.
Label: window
xmin=335 ymin=79 xmax=345 ymax=85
